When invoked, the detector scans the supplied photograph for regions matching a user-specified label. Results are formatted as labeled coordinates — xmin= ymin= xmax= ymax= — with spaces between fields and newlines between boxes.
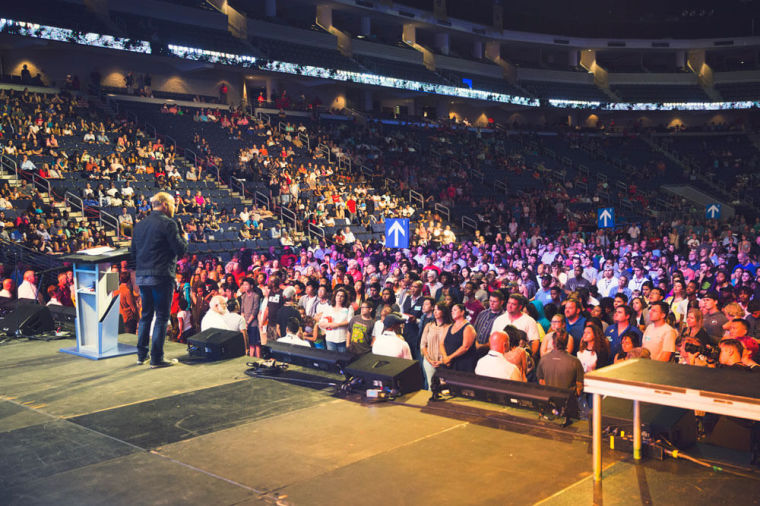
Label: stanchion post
xmin=593 ymin=393 xmax=602 ymax=482
xmin=633 ymin=399 xmax=642 ymax=460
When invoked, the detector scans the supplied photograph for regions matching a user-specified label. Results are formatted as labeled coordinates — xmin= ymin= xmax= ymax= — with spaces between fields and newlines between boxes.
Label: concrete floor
xmin=1 ymin=335 xmax=759 ymax=505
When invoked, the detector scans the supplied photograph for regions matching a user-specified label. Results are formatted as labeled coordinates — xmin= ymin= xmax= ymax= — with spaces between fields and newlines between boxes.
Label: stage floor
xmin=1 ymin=335 xmax=759 ymax=505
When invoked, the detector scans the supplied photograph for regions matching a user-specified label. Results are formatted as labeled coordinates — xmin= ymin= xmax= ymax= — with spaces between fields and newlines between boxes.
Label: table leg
xmin=633 ymin=399 xmax=641 ymax=461
xmin=593 ymin=393 xmax=602 ymax=482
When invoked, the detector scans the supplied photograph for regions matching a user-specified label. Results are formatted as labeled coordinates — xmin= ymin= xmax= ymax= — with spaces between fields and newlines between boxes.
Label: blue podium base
xmin=60 ymin=343 xmax=138 ymax=360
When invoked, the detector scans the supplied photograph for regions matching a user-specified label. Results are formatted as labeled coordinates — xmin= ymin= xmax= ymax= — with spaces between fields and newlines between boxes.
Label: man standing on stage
xmin=131 ymin=192 xmax=188 ymax=368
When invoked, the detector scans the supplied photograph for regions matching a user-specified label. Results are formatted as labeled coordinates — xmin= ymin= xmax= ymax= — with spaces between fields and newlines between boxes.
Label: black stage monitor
xmin=263 ymin=342 xmax=354 ymax=374
xmin=432 ymin=368 xmax=578 ymax=422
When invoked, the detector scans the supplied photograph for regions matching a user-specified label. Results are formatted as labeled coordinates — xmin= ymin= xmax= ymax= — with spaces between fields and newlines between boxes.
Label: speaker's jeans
xmin=136 ymin=280 xmax=173 ymax=364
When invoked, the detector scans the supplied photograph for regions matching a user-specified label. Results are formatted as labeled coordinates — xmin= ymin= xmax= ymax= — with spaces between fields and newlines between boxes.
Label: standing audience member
xmin=475 ymin=330 xmax=523 ymax=381
xmin=642 ymin=301 xmax=677 ymax=362
xmin=419 ymin=302 xmax=451 ymax=389
xmin=441 ymin=303 xmax=478 ymax=371
xmin=372 ymin=312 xmax=412 ymax=359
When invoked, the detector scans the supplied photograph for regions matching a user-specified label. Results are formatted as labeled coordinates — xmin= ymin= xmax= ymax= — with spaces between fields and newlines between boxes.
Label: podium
xmin=59 ymin=248 xmax=137 ymax=360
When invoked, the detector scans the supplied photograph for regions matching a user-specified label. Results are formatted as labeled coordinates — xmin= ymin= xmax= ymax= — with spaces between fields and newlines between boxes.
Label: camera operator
xmin=723 ymin=319 xmax=760 ymax=367
xmin=718 ymin=339 xmax=759 ymax=370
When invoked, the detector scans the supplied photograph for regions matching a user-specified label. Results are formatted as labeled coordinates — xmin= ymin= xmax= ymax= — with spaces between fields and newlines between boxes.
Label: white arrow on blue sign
xmin=706 ymin=203 xmax=721 ymax=219
xmin=385 ymin=218 xmax=410 ymax=249
xmin=597 ymin=208 xmax=615 ymax=229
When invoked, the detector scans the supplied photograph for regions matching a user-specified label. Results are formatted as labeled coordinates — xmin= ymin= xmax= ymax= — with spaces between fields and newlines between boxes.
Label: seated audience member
xmin=277 ymin=317 xmax=311 ymax=347
xmin=723 ymin=318 xmax=760 ymax=364
xmin=642 ymin=301 xmax=677 ymax=362
xmin=372 ymin=312 xmax=412 ymax=359
xmin=536 ymin=332 xmax=584 ymax=395
xmin=475 ymin=330 xmax=523 ymax=381
xmin=719 ymin=339 xmax=759 ymax=370
xmin=614 ymin=330 xmax=651 ymax=363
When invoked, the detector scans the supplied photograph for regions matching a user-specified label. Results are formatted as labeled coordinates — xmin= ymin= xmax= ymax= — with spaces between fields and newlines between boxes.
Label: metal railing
xmin=230 ymin=176 xmax=246 ymax=199
xmin=30 ymin=173 xmax=52 ymax=199
xmin=206 ymin=163 xmax=221 ymax=182
xmin=143 ymin=121 xmax=157 ymax=139
xmin=100 ymin=209 xmax=120 ymax=237
xmin=1 ymin=153 xmax=17 ymax=176
xmin=434 ymin=202 xmax=450 ymax=222
xmin=256 ymin=111 xmax=271 ymax=125
xmin=316 ymin=143 xmax=332 ymax=163
xmin=278 ymin=121 xmax=288 ymax=132
xmin=183 ymin=147 xmax=197 ymax=167
xmin=471 ymin=167 xmax=485 ymax=183
xmin=360 ymin=165 xmax=375 ymax=179
xmin=65 ymin=191 xmax=84 ymax=214
xmin=495 ymin=180 xmax=508 ymax=194
xmin=409 ymin=189 xmax=424 ymax=209
xmin=298 ymin=131 xmax=310 ymax=150
xmin=280 ymin=206 xmax=297 ymax=229
xmin=254 ymin=190 xmax=270 ymax=210
xmin=307 ymin=222 xmax=325 ymax=241
xmin=337 ymin=153 xmax=351 ymax=171
xmin=157 ymin=132 xmax=176 ymax=151
xmin=461 ymin=215 xmax=477 ymax=233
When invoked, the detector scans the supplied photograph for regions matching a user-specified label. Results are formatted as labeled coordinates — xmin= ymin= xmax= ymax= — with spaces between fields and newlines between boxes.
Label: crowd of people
xmin=3 ymin=89 xmax=760 ymax=393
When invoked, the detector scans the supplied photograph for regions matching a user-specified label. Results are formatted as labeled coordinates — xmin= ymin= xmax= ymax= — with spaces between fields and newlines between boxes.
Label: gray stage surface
xmin=1 ymin=335 xmax=759 ymax=505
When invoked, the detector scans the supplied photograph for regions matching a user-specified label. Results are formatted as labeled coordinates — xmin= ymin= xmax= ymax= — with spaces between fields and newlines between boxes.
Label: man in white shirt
xmin=222 ymin=298 xmax=248 ymax=344
xmin=492 ymin=294 xmax=540 ymax=355
xmin=475 ymin=331 xmax=522 ymax=381
xmin=277 ymin=317 xmax=311 ymax=347
xmin=642 ymin=301 xmax=677 ymax=362
xmin=372 ymin=313 xmax=412 ymax=359
xmin=0 ymin=278 xmax=13 ymax=298
xmin=201 ymin=295 xmax=229 ymax=331
xmin=596 ymin=265 xmax=618 ymax=298
xmin=18 ymin=270 xmax=41 ymax=303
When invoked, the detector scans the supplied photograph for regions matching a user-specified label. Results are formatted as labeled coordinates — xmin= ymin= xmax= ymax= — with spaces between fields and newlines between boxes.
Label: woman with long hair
xmin=420 ymin=302 xmax=452 ymax=389
xmin=631 ymin=296 xmax=647 ymax=331
xmin=440 ymin=303 xmax=478 ymax=372
xmin=578 ymin=322 xmax=611 ymax=371
xmin=351 ymin=279 xmax=366 ymax=313
xmin=677 ymin=308 xmax=709 ymax=364
xmin=318 ymin=287 xmax=354 ymax=352
xmin=665 ymin=279 xmax=688 ymax=326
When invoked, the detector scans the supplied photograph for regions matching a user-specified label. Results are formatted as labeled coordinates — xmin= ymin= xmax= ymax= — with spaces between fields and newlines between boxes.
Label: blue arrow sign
xmin=385 ymin=218 xmax=410 ymax=249
xmin=706 ymin=203 xmax=721 ymax=219
xmin=597 ymin=208 xmax=615 ymax=229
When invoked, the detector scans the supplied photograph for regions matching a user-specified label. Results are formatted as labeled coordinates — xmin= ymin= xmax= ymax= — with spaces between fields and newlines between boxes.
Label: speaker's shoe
xmin=150 ymin=361 xmax=174 ymax=369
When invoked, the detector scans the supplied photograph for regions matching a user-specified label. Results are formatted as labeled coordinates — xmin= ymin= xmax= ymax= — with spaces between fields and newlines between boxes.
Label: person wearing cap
xmin=372 ymin=312 xmax=412 ymax=359
xmin=475 ymin=331 xmax=523 ymax=381
xmin=534 ymin=274 xmax=553 ymax=306
xmin=597 ymin=265 xmax=618 ymax=298
xmin=702 ymin=290 xmax=727 ymax=345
